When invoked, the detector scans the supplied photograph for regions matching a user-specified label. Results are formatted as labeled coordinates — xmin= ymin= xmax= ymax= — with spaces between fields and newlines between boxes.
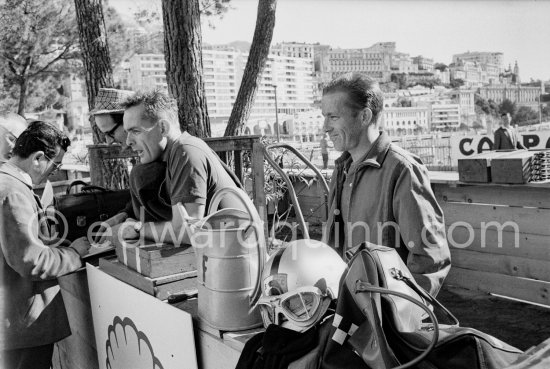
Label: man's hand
xmin=94 ymin=212 xmax=128 ymax=243
xmin=115 ymin=219 xmax=141 ymax=242
xmin=70 ymin=236 xmax=92 ymax=257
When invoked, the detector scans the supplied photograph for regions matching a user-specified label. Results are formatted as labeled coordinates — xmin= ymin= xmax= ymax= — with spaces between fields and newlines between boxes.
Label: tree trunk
xmin=224 ymin=0 xmax=277 ymax=137
xmin=161 ymin=0 xmax=210 ymax=138
xmin=74 ymin=0 xmax=114 ymax=144
xmin=17 ymin=78 xmax=28 ymax=117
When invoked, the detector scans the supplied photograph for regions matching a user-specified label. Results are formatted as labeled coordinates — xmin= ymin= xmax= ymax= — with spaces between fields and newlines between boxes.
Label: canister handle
xmin=208 ymin=187 xmax=266 ymax=306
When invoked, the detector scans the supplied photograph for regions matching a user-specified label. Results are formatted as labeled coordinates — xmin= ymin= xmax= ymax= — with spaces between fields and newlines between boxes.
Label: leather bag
xmin=54 ymin=180 xmax=131 ymax=242
xmin=324 ymin=242 xmax=523 ymax=369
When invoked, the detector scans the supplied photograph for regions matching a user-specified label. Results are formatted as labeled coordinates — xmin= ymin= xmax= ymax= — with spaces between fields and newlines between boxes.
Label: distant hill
xmin=226 ymin=41 xmax=251 ymax=52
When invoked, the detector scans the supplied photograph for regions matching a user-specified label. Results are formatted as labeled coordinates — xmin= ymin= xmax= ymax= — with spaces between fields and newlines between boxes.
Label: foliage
xmin=459 ymin=123 xmax=470 ymax=131
xmin=390 ymin=73 xmax=408 ymax=89
xmin=499 ymin=99 xmax=516 ymax=116
xmin=474 ymin=93 xmax=499 ymax=117
xmin=471 ymin=121 xmax=484 ymax=132
xmin=104 ymin=4 xmax=134 ymax=65
xmin=395 ymin=98 xmax=412 ymax=107
xmin=514 ymin=106 xmax=538 ymax=126
xmin=0 ymin=0 xmax=80 ymax=115
xmin=133 ymin=0 xmax=231 ymax=30
xmin=449 ymin=78 xmax=465 ymax=88
xmin=434 ymin=63 xmax=447 ymax=72
xmin=379 ymin=82 xmax=398 ymax=93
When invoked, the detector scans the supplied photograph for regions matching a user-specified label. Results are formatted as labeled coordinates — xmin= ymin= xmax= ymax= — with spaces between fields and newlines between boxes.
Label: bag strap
xmin=390 ymin=269 xmax=459 ymax=327
xmin=66 ymin=180 xmax=111 ymax=195
xmin=355 ymin=281 xmax=440 ymax=369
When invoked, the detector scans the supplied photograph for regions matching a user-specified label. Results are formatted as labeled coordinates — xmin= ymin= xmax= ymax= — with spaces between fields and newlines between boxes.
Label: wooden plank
xmin=457 ymin=151 xmax=508 ymax=183
xmin=433 ymin=183 xmax=550 ymax=209
xmin=252 ymin=140 xmax=267 ymax=240
xmin=448 ymin=226 xmax=550 ymax=261
xmin=450 ymin=248 xmax=550 ymax=282
xmin=491 ymin=150 xmax=534 ymax=184
xmin=441 ymin=202 xmax=550 ymax=236
xmin=99 ymin=257 xmax=197 ymax=300
xmin=445 ymin=266 xmax=550 ymax=306
xmin=204 ymin=136 xmax=258 ymax=152
xmin=234 ymin=150 xmax=243 ymax=184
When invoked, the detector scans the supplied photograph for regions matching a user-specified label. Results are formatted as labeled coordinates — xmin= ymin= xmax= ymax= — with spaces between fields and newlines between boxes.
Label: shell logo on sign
xmin=106 ymin=316 xmax=164 ymax=369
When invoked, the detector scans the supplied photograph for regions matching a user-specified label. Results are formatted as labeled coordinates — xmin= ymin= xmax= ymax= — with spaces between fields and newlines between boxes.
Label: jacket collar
xmin=0 ymin=162 xmax=33 ymax=188
xmin=334 ymin=131 xmax=391 ymax=170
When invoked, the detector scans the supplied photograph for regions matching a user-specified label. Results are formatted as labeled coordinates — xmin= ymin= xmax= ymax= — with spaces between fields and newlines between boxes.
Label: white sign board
xmin=450 ymin=130 xmax=550 ymax=165
xmin=87 ymin=264 xmax=198 ymax=369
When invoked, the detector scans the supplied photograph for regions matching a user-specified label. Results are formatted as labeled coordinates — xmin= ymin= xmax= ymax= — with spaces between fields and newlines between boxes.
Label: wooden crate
xmin=457 ymin=150 xmax=511 ymax=183
xmin=433 ymin=181 xmax=550 ymax=307
xmin=115 ymin=242 xmax=196 ymax=278
xmin=99 ymin=257 xmax=197 ymax=300
xmin=491 ymin=150 xmax=534 ymax=184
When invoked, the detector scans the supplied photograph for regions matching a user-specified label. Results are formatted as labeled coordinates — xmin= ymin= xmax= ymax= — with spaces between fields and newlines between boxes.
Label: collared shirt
xmin=2 ymin=161 xmax=33 ymax=187
xmin=323 ymin=131 xmax=451 ymax=295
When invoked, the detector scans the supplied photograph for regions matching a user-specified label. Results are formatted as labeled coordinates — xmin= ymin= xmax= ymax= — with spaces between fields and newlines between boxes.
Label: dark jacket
xmin=494 ymin=126 xmax=525 ymax=150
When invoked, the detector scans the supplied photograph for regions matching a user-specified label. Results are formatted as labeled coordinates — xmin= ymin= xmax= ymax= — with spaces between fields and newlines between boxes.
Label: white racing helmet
xmin=257 ymin=239 xmax=346 ymax=332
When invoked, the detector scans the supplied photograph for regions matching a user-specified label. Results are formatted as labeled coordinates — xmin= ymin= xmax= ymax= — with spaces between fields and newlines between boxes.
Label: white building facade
xmin=127 ymin=49 xmax=315 ymax=131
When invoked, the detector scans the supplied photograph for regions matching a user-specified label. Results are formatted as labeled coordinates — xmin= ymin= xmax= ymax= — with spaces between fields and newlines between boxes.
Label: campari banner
xmin=450 ymin=130 xmax=550 ymax=166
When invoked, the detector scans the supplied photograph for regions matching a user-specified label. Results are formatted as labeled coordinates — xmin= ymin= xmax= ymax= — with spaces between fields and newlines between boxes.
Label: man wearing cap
xmin=0 ymin=111 xmax=28 ymax=165
xmin=90 ymin=88 xmax=134 ymax=146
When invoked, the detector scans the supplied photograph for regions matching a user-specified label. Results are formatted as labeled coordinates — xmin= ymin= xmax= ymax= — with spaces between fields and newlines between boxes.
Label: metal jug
xmin=189 ymin=187 xmax=266 ymax=331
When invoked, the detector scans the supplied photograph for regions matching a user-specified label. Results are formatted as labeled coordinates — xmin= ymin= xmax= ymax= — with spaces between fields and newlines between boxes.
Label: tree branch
xmin=29 ymin=43 xmax=74 ymax=77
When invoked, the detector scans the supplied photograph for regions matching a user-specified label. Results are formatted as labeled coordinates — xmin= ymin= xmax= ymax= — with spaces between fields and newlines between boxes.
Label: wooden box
xmin=458 ymin=151 xmax=512 ymax=183
xmin=99 ymin=257 xmax=197 ymax=300
xmin=115 ymin=242 xmax=196 ymax=278
xmin=491 ymin=150 xmax=534 ymax=184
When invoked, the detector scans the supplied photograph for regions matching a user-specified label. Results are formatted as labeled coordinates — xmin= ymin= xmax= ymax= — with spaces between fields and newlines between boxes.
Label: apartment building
xmin=430 ymin=103 xmax=461 ymax=130
xmin=452 ymin=51 xmax=503 ymax=72
xmin=381 ymin=106 xmax=430 ymax=134
xmin=478 ymin=84 xmax=543 ymax=110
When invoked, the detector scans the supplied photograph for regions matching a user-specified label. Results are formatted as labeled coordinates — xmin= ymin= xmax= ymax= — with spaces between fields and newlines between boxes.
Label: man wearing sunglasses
xmin=90 ymin=88 xmax=133 ymax=147
xmin=0 ymin=121 xmax=91 ymax=369
xmin=0 ymin=111 xmax=28 ymax=165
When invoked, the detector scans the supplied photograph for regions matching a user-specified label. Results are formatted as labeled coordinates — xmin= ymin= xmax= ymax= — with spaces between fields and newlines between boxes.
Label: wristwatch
xmin=133 ymin=221 xmax=143 ymax=234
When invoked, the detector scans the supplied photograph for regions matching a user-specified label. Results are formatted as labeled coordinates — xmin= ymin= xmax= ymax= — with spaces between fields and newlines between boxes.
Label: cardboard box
xmin=491 ymin=150 xmax=534 ymax=184
xmin=115 ymin=242 xmax=196 ymax=278
xmin=100 ymin=257 xmax=197 ymax=300
xmin=457 ymin=150 xmax=512 ymax=183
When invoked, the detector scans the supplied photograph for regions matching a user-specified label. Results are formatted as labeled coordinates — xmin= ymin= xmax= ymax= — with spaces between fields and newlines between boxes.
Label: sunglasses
xmin=104 ymin=124 xmax=121 ymax=140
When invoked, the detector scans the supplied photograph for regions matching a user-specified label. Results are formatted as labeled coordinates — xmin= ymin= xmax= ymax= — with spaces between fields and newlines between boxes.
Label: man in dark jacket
xmin=493 ymin=112 xmax=526 ymax=150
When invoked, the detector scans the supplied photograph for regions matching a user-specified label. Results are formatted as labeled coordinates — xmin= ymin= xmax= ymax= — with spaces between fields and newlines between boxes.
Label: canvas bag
xmin=54 ymin=180 xmax=130 ymax=241
xmin=322 ymin=242 xmax=523 ymax=369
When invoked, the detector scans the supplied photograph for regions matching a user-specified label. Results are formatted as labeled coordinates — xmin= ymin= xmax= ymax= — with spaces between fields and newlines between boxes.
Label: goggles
xmin=257 ymin=286 xmax=331 ymax=329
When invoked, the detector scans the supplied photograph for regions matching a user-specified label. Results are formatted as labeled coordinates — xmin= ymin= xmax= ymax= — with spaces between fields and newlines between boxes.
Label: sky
xmin=111 ymin=0 xmax=550 ymax=81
